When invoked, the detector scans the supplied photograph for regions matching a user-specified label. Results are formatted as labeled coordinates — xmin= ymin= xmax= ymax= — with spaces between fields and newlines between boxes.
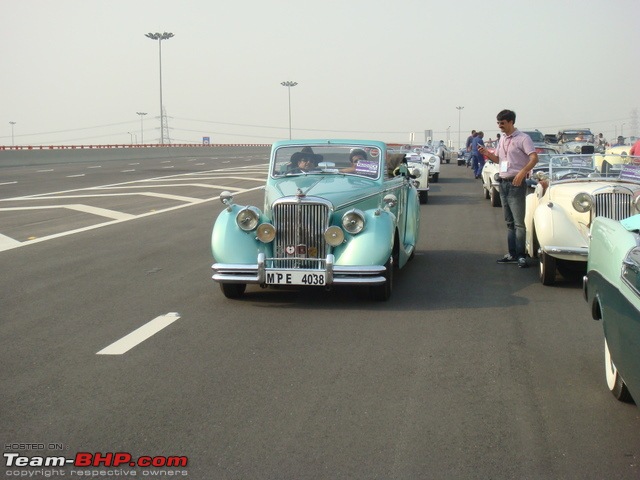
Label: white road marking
xmin=97 ymin=312 xmax=181 ymax=355
xmin=67 ymin=174 xmax=85 ymax=178
xmin=121 ymin=169 xmax=136 ymax=172
xmin=0 ymin=181 xmax=17 ymax=186
xmin=0 ymin=204 xmax=135 ymax=220
xmin=37 ymin=169 xmax=54 ymax=173
xmin=0 ymin=233 xmax=21 ymax=250
xmin=0 ymin=185 xmax=264 ymax=252
xmin=87 ymin=166 xmax=102 ymax=169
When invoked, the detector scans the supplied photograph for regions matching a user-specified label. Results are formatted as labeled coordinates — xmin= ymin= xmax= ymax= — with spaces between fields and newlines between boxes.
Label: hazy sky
xmin=2 ymin=0 xmax=639 ymax=147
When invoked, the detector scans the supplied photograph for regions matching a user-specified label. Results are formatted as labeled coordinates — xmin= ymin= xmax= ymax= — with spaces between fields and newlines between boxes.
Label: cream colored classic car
xmin=480 ymin=160 xmax=501 ymax=207
xmin=525 ymin=154 xmax=640 ymax=285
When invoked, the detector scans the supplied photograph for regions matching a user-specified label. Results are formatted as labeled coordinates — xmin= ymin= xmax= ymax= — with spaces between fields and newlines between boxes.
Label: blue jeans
xmin=472 ymin=154 xmax=484 ymax=177
xmin=498 ymin=180 xmax=527 ymax=259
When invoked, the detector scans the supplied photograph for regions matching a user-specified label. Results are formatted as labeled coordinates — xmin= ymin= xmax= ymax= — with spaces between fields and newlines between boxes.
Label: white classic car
xmin=419 ymin=146 xmax=441 ymax=183
xmin=556 ymin=129 xmax=595 ymax=154
xmin=480 ymin=160 xmax=501 ymax=207
xmin=404 ymin=151 xmax=430 ymax=203
xmin=525 ymin=153 xmax=640 ymax=285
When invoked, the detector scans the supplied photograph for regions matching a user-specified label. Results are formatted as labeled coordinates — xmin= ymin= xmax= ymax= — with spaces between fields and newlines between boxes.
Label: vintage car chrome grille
xmin=272 ymin=201 xmax=331 ymax=269
xmin=593 ymin=192 xmax=631 ymax=221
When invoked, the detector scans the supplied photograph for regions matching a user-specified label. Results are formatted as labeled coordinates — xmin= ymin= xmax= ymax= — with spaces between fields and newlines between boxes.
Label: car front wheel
xmin=539 ymin=251 xmax=556 ymax=285
xmin=370 ymin=257 xmax=393 ymax=301
xmin=490 ymin=188 xmax=501 ymax=207
xmin=220 ymin=283 xmax=246 ymax=299
xmin=605 ymin=339 xmax=633 ymax=402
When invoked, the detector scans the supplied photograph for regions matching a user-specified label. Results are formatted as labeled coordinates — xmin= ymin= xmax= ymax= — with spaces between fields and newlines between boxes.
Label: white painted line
xmin=87 ymin=165 xmax=102 ymax=169
xmin=139 ymin=192 xmax=202 ymax=203
xmin=121 ymin=169 xmax=136 ymax=173
xmin=0 ymin=181 xmax=17 ymax=186
xmin=37 ymin=169 xmax=54 ymax=173
xmin=67 ymin=174 xmax=85 ymax=178
xmin=128 ymin=163 xmax=140 ymax=166
xmin=0 ymin=233 xmax=21 ymax=251
xmin=65 ymin=204 xmax=135 ymax=220
xmin=97 ymin=312 xmax=181 ymax=355
xmin=162 ymin=166 xmax=175 ymax=169
xmin=0 ymin=204 xmax=135 ymax=220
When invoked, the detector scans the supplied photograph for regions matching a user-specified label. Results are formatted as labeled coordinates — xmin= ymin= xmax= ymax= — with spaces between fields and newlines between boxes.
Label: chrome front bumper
xmin=542 ymin=245 xmax=589 ymax=257
xmin=212 ymin=253 xmax=387 ymax=286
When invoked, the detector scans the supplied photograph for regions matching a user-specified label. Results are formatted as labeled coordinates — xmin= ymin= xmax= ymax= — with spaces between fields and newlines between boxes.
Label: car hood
xmin=265 ymin=175 xmax=384 ymax=211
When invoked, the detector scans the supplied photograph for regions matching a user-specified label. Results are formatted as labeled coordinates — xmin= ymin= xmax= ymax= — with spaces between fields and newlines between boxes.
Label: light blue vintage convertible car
xmin=584 ymin=214 xmax=640 ymax=405
xmin=211 ymin=140 xmax=421 ymax=300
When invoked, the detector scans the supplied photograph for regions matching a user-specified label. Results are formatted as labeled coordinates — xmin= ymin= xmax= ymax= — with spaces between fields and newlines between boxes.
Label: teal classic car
xmin=211 ymin=140 xmax=421 ymax=300
xmin=584 ymin=214 xmax=640 ymax=404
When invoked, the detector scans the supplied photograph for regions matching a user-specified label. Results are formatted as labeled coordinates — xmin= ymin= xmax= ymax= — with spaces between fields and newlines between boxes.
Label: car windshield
xmin=547 ymin=154 xmax=640 ymax=182
xmin=524 ymin=131 xmax=545 ymax=143
xmin=559 ymin=132 xmax=594 ymax=143
xmin=272 ymin=145 xmax=381 ymax=179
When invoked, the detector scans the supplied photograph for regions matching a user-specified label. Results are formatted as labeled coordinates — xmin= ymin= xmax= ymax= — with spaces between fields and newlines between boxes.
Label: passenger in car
xmin=340 ymin=149 xmax=368 ymax=173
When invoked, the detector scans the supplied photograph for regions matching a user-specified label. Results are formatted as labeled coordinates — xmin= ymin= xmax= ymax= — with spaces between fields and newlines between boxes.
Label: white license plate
xmin=265 ymin=270 xmax=326 ymax=286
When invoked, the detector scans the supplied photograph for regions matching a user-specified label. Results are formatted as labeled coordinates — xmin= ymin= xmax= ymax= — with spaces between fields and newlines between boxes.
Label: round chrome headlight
xmin=572 ymin=192 xmax=593 ymax=213
xmin=633 ymin=192 xmax=640 ymax=213
xmin=324 ymin=226 xmax=344 ymax=246
xmin=256 ymin=223 xmax=276 ymax=243
xmin=342 ymin=209 xmax=365 ymax=234
xmin=236 ymin=207 xmax=260 ymax=231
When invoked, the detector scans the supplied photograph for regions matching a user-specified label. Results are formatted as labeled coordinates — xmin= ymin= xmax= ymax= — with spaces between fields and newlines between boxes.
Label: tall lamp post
xmin=281 ymin=81 xmax=297 ymax=140
xmin=456 ymin=106 xmax=464 ymax=150
xmin=9 ymin=121 xmax=16 ymax=146
xmin=136 ymin=112 xmax=147 ymax=145
xmin=145 ymin=32 xmax=174 ymax=145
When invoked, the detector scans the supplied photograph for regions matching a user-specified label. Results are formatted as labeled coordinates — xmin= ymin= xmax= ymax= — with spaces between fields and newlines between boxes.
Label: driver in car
xmin=288 ymin=147 xmax=323 ymax=173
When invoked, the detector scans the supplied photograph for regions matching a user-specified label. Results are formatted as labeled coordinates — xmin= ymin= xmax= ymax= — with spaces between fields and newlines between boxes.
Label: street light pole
xmin=281 ymin=81 xmax=297 ymax=140
xmin=136 ymin=112 xmax=147 ymax=144
xmin=9 ymin=121 xmax=16 ymax=146
xmin=145 ymin=32 xmax=174 ymax=145
xmin=456 ymin=106 xmax=464 ymax=150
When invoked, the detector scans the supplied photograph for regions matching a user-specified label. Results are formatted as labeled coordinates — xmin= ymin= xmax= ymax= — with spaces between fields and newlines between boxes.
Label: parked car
xmin=523 ymin=129 xmax=545 ymax=145
xmin=480 ymin=160 xmax=501 ymax=207
xmin=583 ymin=213 xmax=640 ymax=404
xmin=404 ymin=151 xmax=430 ymax=204
xmin=211 ymin=140 xmax=421 ymax=301
xmin=525 ymin=153 xmax=640 ymax=285
xmin=457 ymin=147 xmax=468 ymax=166
xmin=544 ymin=133 xmax=558 ymax=144
xmin=419 ymin=146 xmax=441 ymax=182
xmin=433 ymin=140 xmax=453 ymax=164
xmin=556 ymin=129 xmax=595 ymax=154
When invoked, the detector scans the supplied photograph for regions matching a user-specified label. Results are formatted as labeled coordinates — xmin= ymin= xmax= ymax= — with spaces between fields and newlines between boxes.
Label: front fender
xmin=211 ymin=205 xmax=272 ymax=263
xmin=332 ymin=209 xmax=395 ymax=266
xmin=533 ymin=203 xmax=589 ymax=258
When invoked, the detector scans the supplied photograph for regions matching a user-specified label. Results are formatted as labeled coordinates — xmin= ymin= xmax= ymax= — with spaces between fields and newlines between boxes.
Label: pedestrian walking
xmin=471 ymin=131 xmax=485 ymax=178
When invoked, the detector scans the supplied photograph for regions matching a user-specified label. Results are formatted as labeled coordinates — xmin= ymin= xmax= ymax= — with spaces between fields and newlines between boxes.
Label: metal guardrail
xmin=0 ymin=143 xmax=270 ymax=150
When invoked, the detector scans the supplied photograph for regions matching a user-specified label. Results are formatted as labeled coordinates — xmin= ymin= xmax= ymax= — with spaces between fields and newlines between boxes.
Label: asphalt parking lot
xmin=1 ymin=149 xmax=638 ymax=479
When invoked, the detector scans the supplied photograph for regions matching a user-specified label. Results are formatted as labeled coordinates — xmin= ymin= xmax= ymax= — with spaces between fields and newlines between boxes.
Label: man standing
xmin=479 ymin=110 xmax=538 ymax=268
